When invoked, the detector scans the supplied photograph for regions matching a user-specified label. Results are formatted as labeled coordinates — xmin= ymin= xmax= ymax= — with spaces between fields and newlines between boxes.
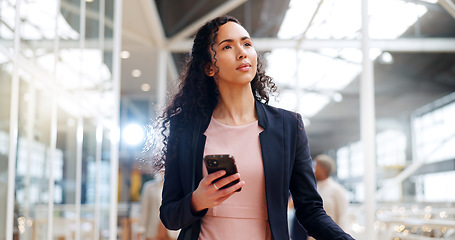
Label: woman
xmin=156 ymin=15 xmax=354 ymax=240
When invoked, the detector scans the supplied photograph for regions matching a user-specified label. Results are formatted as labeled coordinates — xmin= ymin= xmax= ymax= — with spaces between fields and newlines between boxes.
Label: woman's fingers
xmin=212 ymin=173 xmax=241 ymax=189
xmin=204 ymin=170 xmax=226 ymax=186
xmin=191 ymin=171 xmax=245 ymax=212
xmin=217 ymin=178 xmax=245 ymax=193
xmin=214 ymin=180 xmax=244 ymax=201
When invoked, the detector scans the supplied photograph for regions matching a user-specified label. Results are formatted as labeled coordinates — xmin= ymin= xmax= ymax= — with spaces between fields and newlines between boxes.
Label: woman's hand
xmin=190 ymin=170 xmax=244 ymax=213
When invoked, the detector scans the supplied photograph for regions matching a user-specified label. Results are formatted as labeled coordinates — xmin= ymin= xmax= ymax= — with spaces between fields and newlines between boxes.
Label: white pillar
xmin=94 ymin=123 xmax=103 ymax=240
xmin=94 ymin=0 xmax=106 ymax=239
xmin=47 ymin=3 xmax=60 ymax=239
xmin=74 ymin=1 xmax=87 ymax=239
xmin=24 ymin=77 xmax=36 ymax=240
xmin=361 ymin=0 xmax=377 ymax=239
xmin=75 ymin=117 xmax=83 ymax=240
xmin=110 ymin=0 xmax=122 ymax=239
xmin=7 ymin=1 xmax=22 ymax=240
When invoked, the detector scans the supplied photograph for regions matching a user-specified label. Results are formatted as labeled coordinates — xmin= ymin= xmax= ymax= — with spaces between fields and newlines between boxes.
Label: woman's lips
xmin=236 ymin=63 xmax=251 ymax=71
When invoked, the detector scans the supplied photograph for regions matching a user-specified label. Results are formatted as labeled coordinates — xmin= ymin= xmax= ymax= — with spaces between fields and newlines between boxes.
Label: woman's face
xmin=207 ymin=21 xmax=257 ymax=86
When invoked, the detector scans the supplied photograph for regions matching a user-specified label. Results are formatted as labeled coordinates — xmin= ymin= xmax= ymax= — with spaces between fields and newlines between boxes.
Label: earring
xmin=207 ymin=68 xmax=215 ymax=77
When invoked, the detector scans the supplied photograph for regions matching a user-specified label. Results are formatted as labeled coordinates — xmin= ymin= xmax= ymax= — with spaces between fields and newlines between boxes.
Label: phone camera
xmin=207 ymin=159 xmax=218 ymax=167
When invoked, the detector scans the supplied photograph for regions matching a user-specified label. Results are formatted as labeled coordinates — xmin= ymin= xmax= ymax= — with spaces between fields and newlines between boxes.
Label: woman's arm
xmin=159 ymin=121 xmax=206 ymax=230
xmin=160 ymin=160 xmax=203 ymax=230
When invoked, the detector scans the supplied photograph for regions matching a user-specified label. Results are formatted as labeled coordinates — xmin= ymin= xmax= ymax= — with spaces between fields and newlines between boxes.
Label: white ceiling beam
xmin=122 ymin=27 xmax=154 ymax=47
xmin=6 ymin=39 xmax=112 ymax=50
xmin=7 ymin=38 xmax=455 ymax=52
xmin=138 ymin=0 xmax=166 ymax=47
xmin=438 ymin=0 xmax=455 ymax=19
xmin=167 ymin=0 xmax=247 ymax=47
xmin=168 ymin=38 xmax=455 ymax=52
xmin=136 ymin=0 xmax=178 ymax=82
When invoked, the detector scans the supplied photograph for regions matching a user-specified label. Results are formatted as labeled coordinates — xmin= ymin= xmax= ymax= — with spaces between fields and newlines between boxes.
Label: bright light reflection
xmin=123 ymin=123 xmax=145 ymax=146
xmin=369 ymin=0 xmax=427 ymax=39
xmin=269 ymin=90 xmax=330 ymax=118
xmin=0 ymin=52 xmax=9 ymax=65
xmin=120 ymin=51 xmax=131 ymax=59
xmin=141 ymin=83 xmax=151 ymax=92
xmin=332 ymin=92 xmax=342 ymax=102
xmin=269 ymin=0 xmax=430 ymax=118
xmin=37 ymin=49 xmax=112 ymax=90
xmin=132 ymin=69 xmax=142 ymax=77
xmin=2 ymin=0 xmax=78 ymax=40
xmin=279 ymin=0 xmax=428 ymax=40
xmin=298 ymin=93 xmax=330 ymax=117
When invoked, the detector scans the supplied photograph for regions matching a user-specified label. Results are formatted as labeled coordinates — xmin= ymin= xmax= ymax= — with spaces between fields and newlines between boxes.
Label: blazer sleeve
xmin=159 ymin=119 xmax=207 ymax=231
xmin=289 ymin=114 xmax=355 ymax=240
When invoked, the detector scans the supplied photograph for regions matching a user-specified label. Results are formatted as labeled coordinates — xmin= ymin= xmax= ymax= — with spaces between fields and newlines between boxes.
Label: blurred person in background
xmin=138 ymin=173 xmax=178 ymax=240
xmin=291 ymin=154 xmax=350 ymax=239
xmin=313 ymin=154 xmax=350 ymax=231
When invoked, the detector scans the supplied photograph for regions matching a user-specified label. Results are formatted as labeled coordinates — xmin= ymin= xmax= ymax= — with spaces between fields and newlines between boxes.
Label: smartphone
xmin=204 ymin=154 xmax=241 ymax=192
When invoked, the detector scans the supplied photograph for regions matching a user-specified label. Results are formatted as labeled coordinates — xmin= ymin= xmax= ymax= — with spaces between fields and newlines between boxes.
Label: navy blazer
xmin=160 ymin=101 xmax=354 ymax=240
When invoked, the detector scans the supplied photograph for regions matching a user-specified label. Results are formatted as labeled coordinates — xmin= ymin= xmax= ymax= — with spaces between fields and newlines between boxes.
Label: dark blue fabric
xmin=291 ymin=213 xmax=309 ymax=240
xmin=160 ymin=101 xmax=355 ymax=240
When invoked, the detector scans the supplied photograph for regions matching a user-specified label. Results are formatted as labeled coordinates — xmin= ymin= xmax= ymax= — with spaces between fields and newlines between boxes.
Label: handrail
xmin=378 ymin=216 xmax=455 ymax=228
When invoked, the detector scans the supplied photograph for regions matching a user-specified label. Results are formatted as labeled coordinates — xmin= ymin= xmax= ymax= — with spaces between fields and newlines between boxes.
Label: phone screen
xmin=204 ymin=154 xmax=241 ymax=191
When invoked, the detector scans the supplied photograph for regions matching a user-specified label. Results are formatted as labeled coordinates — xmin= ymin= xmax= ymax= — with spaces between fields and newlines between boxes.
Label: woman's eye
xmin=245 ymin=42 xmax=252 ymax=47
xmin=222 ymin=45 xmax=231 ymax=50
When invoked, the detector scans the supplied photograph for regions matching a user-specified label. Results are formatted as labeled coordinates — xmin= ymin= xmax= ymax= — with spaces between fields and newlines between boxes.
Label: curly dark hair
xmin=148 ymin=15 xmax=277 ymax=171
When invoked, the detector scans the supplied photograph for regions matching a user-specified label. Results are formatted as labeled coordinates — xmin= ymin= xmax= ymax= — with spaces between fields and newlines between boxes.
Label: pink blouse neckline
xmin=210 ymin=116 xmax=258 ymax=128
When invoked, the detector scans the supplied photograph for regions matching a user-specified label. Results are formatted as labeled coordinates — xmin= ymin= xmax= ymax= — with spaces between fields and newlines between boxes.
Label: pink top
xmin=199 ymin=117 xmax=271 ymax=240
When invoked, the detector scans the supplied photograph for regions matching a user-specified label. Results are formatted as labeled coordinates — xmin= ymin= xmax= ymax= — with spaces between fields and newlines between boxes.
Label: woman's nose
xmin=237 ymin=48 xmax=247 ymax=59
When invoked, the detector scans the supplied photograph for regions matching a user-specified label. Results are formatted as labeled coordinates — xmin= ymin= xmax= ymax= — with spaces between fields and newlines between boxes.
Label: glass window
xmin=376 ymin=130 xmax=406 ymax=167
xmin=416 ymin=171 xmax=455 ymax=202
xmin=414 ymin=99 xmax=455 ymax=163
xmin=337 ymin=146 xmax=350 ymax=179
xmin=2 ymin=0 xmax=119 ymax=239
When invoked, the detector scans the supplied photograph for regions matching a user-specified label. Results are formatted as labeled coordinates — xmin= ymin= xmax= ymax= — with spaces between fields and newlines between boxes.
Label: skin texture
xmin=208 ymin=21 xmax=259 ymax=126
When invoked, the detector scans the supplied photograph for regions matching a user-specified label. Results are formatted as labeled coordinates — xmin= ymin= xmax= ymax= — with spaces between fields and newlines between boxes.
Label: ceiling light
xmin=131 ymin=69 xmax=141 ymax=77
xmin=379 ymin=52 xmax=394 ymax=64
xmin=332 ymin=92 xmax=343 ymax=102
xmin=86 ymin=0 xmax=94 ymax=2
xmin=141 ymin=83 xmax=151 ymax=92
xmin=120 ymin=51 xmax=130 ymax=59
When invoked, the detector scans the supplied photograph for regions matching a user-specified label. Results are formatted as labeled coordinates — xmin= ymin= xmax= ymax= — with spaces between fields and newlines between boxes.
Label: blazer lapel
xmin=181 ymin=116 xmax=209 ymax=194
xmin=256 ymin=102 xmax=286 ymax=204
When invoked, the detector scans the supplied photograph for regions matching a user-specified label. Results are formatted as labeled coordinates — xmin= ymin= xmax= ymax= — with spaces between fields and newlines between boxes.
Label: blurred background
xmin=1 ymin=0 xmax=455 ymax=239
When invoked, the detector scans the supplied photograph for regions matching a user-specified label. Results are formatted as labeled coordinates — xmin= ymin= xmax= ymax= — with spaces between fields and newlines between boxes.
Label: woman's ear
xmin=204 ymin=65 xmax=215 ymax=77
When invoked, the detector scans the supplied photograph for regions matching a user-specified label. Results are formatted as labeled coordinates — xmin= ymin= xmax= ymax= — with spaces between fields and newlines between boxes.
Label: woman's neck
xmin=213 ymin=86 xmax=257 ymax=126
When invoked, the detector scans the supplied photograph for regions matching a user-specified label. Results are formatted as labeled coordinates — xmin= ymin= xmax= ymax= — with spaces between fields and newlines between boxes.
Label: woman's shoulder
xmin=168 ymin=113 xmax=193 ymax=129
xmin=259 ymin=102 xmax=302 ymax=123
